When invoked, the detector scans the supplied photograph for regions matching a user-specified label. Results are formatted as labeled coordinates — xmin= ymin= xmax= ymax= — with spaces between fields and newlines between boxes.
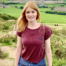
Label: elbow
xmin=45 ymin=48 xmax=52 ymax=55
xmin=16 ymin=46 xmax=22 ymax=53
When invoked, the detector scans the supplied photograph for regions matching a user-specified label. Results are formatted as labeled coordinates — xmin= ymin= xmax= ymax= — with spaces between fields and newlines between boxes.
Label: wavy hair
xmin=17 ymin=1 xmax=41 ymax=32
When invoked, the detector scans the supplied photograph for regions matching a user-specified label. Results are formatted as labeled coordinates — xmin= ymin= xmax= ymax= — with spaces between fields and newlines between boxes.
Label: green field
xmin=45 ymin=3 xmax=66 ymax=7
xmin=40 ymin=12 xmax=66 ymax=24
xmin=0 ymin=7 xmax=66 ymax=24
xmin=0 ymin=7 xmax=22 ymax=17
xmin=0 ymin=0 xmax=9 ymax=2
xmin=9 ymin=3 xmax=25 ymax=7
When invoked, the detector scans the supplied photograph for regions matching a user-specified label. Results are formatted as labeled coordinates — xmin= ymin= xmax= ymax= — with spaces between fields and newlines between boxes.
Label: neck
xmin=27 ymin=21 xmax=39 ymax=27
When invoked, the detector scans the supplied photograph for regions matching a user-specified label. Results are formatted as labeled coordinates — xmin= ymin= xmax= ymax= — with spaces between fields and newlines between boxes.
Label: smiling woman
xmin=25 ymin=7 xmax=37 ymax=23
xmin=15 ymin=1 xmax=52 ymax=66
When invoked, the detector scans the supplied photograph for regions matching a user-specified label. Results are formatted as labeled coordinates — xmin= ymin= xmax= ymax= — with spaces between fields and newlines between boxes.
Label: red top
xmin=16 ymin=24 xmax=52 ymax=63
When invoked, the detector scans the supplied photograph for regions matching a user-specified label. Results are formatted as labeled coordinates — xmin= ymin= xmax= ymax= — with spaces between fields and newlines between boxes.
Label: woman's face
xmin=25 ymin=7 xmax=37 ymax=22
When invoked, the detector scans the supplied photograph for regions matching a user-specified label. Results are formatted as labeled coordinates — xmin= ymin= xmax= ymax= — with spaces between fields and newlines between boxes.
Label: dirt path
xmin=0 ymin=46 xmax=16 ymax=58
xmin=0 ymin=59 xmax=15 ymax=66
xmin=0 ymin=45 xmax=16 ymax=66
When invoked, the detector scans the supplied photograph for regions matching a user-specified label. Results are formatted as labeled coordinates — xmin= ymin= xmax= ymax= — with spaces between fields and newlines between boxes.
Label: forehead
xmin=26 ymin=7 xmax=36 ymax=11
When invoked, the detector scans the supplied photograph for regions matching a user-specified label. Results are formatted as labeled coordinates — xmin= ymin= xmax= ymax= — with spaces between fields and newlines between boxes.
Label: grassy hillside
xmin=0 ymin=7 xmax=22 ymax=17
xmin=45 ymin=3 xmax=66 ymax=7
xmin=0 ymin=7 xmax=66 ymax=24
xmin=0 ymin=2 xmax=66 ymax=66
xmin=0 ymin=17 xmax=66 ymax=66
xmin=0 ymin=0 xmax=9 ymax=2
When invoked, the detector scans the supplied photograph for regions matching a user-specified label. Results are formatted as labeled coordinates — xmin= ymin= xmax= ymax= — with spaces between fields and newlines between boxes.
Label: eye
xmin=32 ymin=11 xmax=35 ymax=13
xmin=26 ymin=11 xmax=30 ymax=13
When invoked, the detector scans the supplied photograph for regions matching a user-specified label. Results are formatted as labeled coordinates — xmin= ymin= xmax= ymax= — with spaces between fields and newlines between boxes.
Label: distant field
xmin=0 ymin=3 xmax=66 ymax=24
xmin=40 ymin=12 xmax=66 ymax=24
xmin=45 ymin=3 xmax=66 ymax=7
xmin=7 ymin=3 xmax=66 ymax=8
xmin=0 ymin=7 xmax=22 ymax=17
xmin=9 ymin=3 xmax=25 ymax=8
xmin=0 ymin=0 xmax=9 ymax=2
xmin=0 ymin=7 xmax=66 ymax=24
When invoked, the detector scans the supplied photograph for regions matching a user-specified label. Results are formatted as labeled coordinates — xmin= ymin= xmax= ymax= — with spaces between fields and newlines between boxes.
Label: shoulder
xmin=45 ymin=25 xmax=51 ymax=31
xmin=43 ymin=25 xmax=52 ymax=40
xmin=16 ymin=28 xmax=22 ymax=37
xmin=41 ymin=24 xmax=51 ymax=30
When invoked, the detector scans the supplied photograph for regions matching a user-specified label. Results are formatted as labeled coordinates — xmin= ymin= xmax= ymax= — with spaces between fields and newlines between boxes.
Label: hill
xmin=0 ymin=0 xmax=64 ymax=4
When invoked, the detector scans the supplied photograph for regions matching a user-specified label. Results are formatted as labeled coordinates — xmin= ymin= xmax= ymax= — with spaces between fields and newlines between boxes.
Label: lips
xmin=28 ymin=17 xmax=33 ymax=19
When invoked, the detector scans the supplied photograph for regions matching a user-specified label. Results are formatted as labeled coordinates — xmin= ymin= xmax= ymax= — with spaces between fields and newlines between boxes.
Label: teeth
xmin=29 ymin=17 xmax=33 ymax=18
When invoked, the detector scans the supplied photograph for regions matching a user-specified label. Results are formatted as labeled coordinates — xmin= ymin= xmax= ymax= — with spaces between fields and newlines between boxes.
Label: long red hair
xmin=17 ymin=1 xmax=41 ymax=32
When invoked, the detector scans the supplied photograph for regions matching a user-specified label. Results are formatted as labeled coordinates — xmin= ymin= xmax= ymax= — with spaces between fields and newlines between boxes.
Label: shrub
xmin=61 ymin=28 xmax=66 ymax=35
xmin=45 ymin=11 xmax=66 ymax=15
xmin=10 ymin=35 xmax=17 ymax=42
xmin=51 ymin=28 xmax=60 ymax=35
xmin=1 ymin=38 xmax=10 ymax=43
xmin=0 ymin=13 xmax=17 ymax=20
xmin=11 ymin=16 xmax=17 ymax=20
xmin=0 ymin=14 xmax=10 ymax=20
xmin=0 ymin=49 xmax=9 ymax=59
xmin=3 ymin=25 xmax=9 ymax=30
xmin=20 ymin=6 xmax=23 ymax=9
xmin=2 ymin=53 xmax=9 ymax=58
xmin=51 ymin=7 xmax=55 ymax=10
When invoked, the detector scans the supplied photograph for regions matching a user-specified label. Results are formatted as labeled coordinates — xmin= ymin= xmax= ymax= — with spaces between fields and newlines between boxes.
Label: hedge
xmin=0 ymin=13 xmax=17 ymax=20
xmin=45 ymin=11 xmax=66 ymax=15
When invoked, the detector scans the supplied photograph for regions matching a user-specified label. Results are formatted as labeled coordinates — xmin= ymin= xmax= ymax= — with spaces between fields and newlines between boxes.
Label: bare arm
xmin=45 ymin=38 xmax=52 ymax=66
xmin=15 ymin=36 xmax=23 ymax=66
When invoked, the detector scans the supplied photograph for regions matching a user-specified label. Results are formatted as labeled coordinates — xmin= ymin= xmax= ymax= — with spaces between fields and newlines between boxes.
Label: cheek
xmin=34 ymin=12 xmax=37 ymax=17
xmin=25 ymin=14 xmax=28 ymax=19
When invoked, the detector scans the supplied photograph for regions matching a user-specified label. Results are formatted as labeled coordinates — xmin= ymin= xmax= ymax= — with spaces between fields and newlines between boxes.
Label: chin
xmin=28 ymin=21 xmax=33 ymax=22
xmin=28 ymin=20 xmax=34 ymax=22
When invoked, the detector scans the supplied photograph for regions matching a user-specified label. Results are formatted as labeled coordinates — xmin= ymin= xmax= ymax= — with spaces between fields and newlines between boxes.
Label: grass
xmin=42 ymin=22 xmax=66 ymax=66
xmin=9 ymin=3 xmax=25 ymax=7
xmin=0 ymin=0 xmax=9 ymax=2
xmin=44 ymin=3 xmax=66 ymax=7
xmin=0 ymin=7 xmax=66 ymax=24
xmin=0 ymin=7 xmax=22 ymax=17
xmin=0 ymin=49 xmax=9 ymax=59
xmin=40 ymin=12 xmax=66 ymax=24
xmin=0 ymin=20 xmax=16 ymax=33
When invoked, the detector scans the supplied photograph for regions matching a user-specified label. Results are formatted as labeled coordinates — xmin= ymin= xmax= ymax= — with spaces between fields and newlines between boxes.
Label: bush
xmin=0 ymin=14 xmax=10 ymax=20
xmin=0 ymin=49 xmax=9 ymax=59
xmin=2 ymin=38 xmax=10 ymax=43
xmin=2 ymin=53 xmax=9 ymax=58
xmin=3 ymin=25 xmax=9 ymax=30
xmin=51 ymin=7 xmax=55 ymax=10
xmin=61 ymin=28 xmax=66 ymax=35
xmin=20 ymin=6 xmax=23 ymax=9
xmin=11 ymin=16 xmax=17 ymax=20
xmin=0 ymin=37 xmax=10 ymax=43
xmin=45 ymin=11 xmax=66 ymax=15
xmin=10 ymin=35 xmax=17 ymax=42
xmin=0 ymin=13 xmax=17 ymax=20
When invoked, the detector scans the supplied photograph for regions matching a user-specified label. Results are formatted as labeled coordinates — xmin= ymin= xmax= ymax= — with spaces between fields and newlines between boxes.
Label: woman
xmin=15 ymin=1 xmax=52 ymax=66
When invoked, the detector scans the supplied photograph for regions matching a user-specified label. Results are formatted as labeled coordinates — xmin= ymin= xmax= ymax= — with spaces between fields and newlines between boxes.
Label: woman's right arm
xmin=15 ymin=36 xmax=23 ymax=66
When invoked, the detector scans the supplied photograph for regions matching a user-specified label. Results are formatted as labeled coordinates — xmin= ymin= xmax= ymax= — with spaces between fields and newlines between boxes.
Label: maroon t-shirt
xmin=16 ymin=24 xmax=52 ymax=63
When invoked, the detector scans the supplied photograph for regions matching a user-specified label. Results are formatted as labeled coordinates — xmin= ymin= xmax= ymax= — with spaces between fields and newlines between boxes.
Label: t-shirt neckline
xmin=26 ymin=24 xmax=42 ymax=30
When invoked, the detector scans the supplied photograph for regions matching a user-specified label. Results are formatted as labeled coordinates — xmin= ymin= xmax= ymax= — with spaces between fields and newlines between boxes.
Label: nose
xmin=29 ymin=12 xmax=32 ymax=16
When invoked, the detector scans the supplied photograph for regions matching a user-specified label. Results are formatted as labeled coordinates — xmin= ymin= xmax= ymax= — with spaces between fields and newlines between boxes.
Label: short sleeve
xmin=44 ymin=25 xmax=52 ymax=40
xmin=16 ymin=29 xmax=22 ymax=37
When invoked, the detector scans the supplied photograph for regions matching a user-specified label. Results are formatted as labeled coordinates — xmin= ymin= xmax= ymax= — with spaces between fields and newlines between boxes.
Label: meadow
xmin=0 ymin=5 xmax=66 ymax=24
xmin=0 ymin=2 xmax=66 ymax=66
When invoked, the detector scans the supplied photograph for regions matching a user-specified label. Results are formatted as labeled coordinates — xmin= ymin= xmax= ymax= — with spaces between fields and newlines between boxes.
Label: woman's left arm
xmin=45 ymin=38 xmax=52 ymax=66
